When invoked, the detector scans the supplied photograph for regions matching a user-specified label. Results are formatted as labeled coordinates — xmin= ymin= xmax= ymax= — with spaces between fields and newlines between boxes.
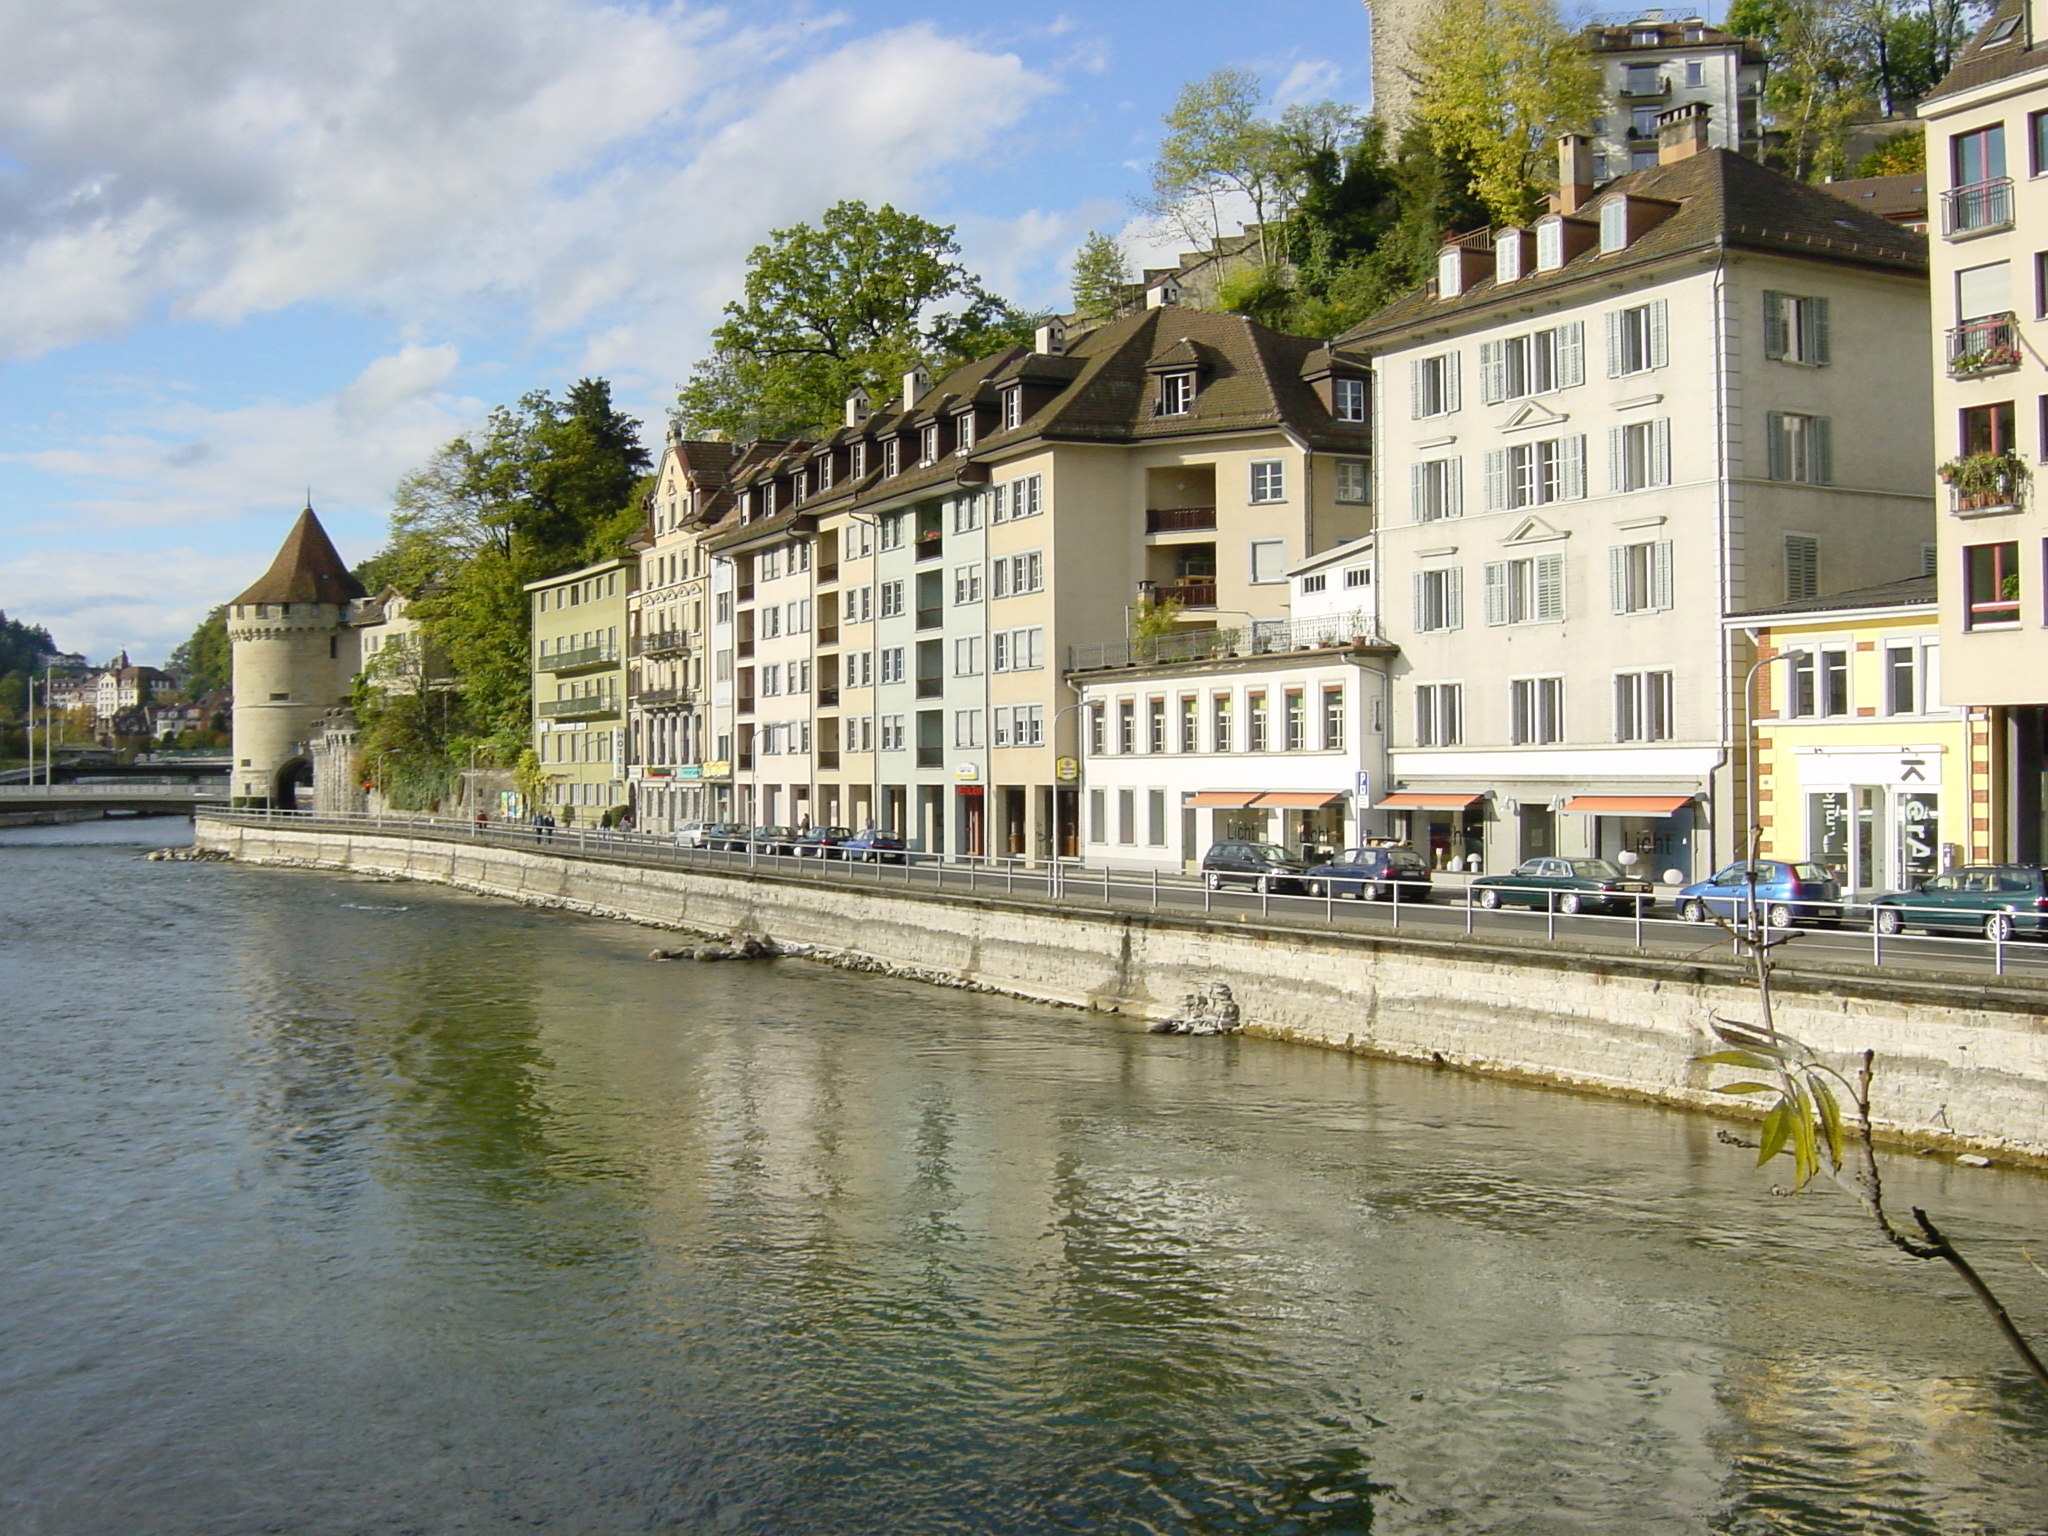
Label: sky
xmin=0 ymin=0 xmax=1378 ymax=667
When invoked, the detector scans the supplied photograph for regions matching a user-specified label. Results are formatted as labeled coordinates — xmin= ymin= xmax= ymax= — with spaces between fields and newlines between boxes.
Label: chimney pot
xmin=1557 ymin=134 xmax=1594 ymax=214
xmin=1657 ymin=101 xmax=1711 ymax=164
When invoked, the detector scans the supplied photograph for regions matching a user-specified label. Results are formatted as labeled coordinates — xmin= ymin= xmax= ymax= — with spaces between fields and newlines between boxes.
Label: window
xmin=1611 ymin=420 xmax=1672 ymax=492
xmin=1334 ymin=376 xmax=1367 ymax=422
xmin=1886 ymin=641 xmax=1939 ymax=714
xmin=879 ymin=580 xmax=905 ymax=618
xmin=1087 ymin=703 xmax=1105 ymax=756
xmin=1785 ymin=648 xmax=1849 ymax=717
xmin=918 ymin=424 xmax=938 ymax=466
xmin=1784 ymin=534 xmax=1821 ymax=601
xmin=1001 ymin=386 xmax=1022 ymax=431
xmin=954 ymin=710 xmax=982 ymax=749
xmin=1148 ymin=789 xmax=1168 ymax=847
xmin=844 ymin=520 xmax=873 ymax=559
xmin=1413 ymin=567 xmax=1464 ymax=632
xmin=1117 ymin=788 xmax=1135 ymax=844
xmin=953 ymin=494 xmax=982 ymax=533
xmin=1088 ymin=787 xmax=1106 ymax=842
xmin=1300 ymin=573 xmax=1327 ymax=594
xmin=1961 ymin=399 xmax=2017 ymax=455
xmin=1321 ymin=687 xmax=1345 ymax=749
xmin=879 ymin=714 xmax=906 ymax=752
xmin=884 ymin=438 xmax=901 ymax=477
xmin=992 ymin=551 xmax=1043 ymax=597
xmin=1485 ymin=436 xmax=1586 ymax=508
xmin=1954 ymin=123 xmax=2007 ymax=189
xmin=1610 ymin=539 xmax=1675 ymax=613
xmin=1965 ymin=541 xmax=2021 ymax=626
xmin=879 ymin=512 xmax=905 ymax=551
xmin=1345 ymin=566 xmax=1370 ymax=589
xmin=1600 ymin=198 xmax=1629 ymax=252
xmin=879 ymin=646 xmax=906 ymax=684
xmin=993 ymin=704 xmax=1044 ymax=748
xmin=1412 ymin=457 xmax=1463 ymax=521
xmin=1211 ymin=692 xmax=1233 ymax=752
xmin=1685 ymin=60 xmax=1705 ymax=87
xmin=2032 ymin=110 xmax=2048 ymax=177
xmin=1283 ymin=689 xmax=1306 ymax=750
xmin=1510 ymin=677 xmax=1565 ymax=745
xmin=1480 ymin=323 xmax=1584 ymax=402
xmin=992 ymin=475 xmax=1042 ymax=522
xmin=789 ymin=659 xmax=810 ymax=694
xmin=1608 ymin=300 xmax=1668 ymax=375
xmin=1415 ymin=683 xmax=1463 ymax=747
xmin=1410 ymin=352 xmax=1461 ymax=418
xmin=953 ymin=565 xmax=982 ymax=604
xmin=844 ymin=586 xmax=873 ymax=624
xmin=955 ymin=412 xmax=975 ymax=453
xmin=759 ymin=547 xmax=782 ymax=582
xmin=1250 ymin=460 xmax=1286 ymax=503
xmin=1763 ymin=292 xmax=1831 ymax=365
xmin=1614 ymin=670 xmax=1674 ymax=740
xmin=954 ymin=636 xmax=982 ymax=676
xmin=1179 ymin=696 xmax=1198 ymax=752
xmin=991 ymin=627 xmax=1043 ymax=671
xmin=1766 ymin=413 xmax=1833 ymax=484
xmin=1631 ymin=106 xmax=1661 ymax=137
xmin=759 ymin=606 xmax=782 ymax=639
xmin=1250 ymin=539 xmax=1288 ymax=584
xmin=1246 ymin=691 xmax=1269 ymax=751
xmin=850 ymin=441 xmax=869 ymax=480
xmin=1335 ymin=459 xmax=1371 ymax=504
xmin=1157 ymin=372 xmax=1194 ymax=416
xmin=760 ymin=663 xmax=781 ymax=697
xmin=1484 ymin=554 xmax=1566 ymax=625
xmin=1117 ymin=699 xmax=1136 ymax=754
xmin=1148 ymin=697 xmax=1167 ymax=753
xmin=787 ymin=599 xmax=810 ymax=633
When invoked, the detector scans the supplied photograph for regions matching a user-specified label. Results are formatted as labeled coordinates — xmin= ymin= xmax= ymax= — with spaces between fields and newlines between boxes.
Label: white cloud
xmin=1272 ymin=58 xmax=1348 ymax=108
xmin=0 ymin=544 xmax=259 ymax=667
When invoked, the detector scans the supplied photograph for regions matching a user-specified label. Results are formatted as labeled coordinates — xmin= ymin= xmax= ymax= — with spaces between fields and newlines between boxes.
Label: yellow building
xmin=1735 ymin=575 xmax=1992 ymax=892
xmin=527 ymin=557 xmax=636 ymax=822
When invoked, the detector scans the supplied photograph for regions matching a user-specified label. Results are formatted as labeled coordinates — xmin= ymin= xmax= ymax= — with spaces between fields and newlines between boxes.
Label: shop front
xmin=1373 ymin=791 xmax=1486 ymax=870
xmin=1186 ymin=790 xmax=1351 ymax=860
xmin=1780 ymin=746 xmax=1960 ymax=893
xmin=1562 ymin=794 xmax=1702 ymax=884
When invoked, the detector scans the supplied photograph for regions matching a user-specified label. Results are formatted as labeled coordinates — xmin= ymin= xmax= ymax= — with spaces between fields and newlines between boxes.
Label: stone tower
xmin=1364 ymin=0 xmax=1429 ymax=128
xmin=227 ymin=506 xmax=366 ymax=807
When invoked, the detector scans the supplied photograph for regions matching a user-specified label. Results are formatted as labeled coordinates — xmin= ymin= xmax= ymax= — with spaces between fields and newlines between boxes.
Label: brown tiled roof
xmin=1818 ymin=173 xmax=1928 ymax=223
xmin=1922 ymin=0 xmax=2047 ymax=103
xmin=233 ymin=507 xmax=365 ymax=606
xmin=1339 ymin=149 xmax=1925 ymax=348
xmin=1730 ymin=573 xmax=1936 ymax=621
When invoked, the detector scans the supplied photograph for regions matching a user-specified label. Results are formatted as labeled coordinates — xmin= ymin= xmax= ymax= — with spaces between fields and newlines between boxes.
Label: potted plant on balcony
xmin=1938 ymin=450 xmax=2029 ymax=511
xmin=1950 ymin=342 xmax=2023 ymax=375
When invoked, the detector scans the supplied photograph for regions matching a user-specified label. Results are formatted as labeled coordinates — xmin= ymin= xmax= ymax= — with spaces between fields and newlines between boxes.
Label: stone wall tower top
xmin=1364 ymin=0 xmax=1430 ymax=129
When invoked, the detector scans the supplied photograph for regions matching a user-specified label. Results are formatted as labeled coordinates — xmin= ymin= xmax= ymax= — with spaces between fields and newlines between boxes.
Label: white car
xmin=675 ymin=821 xmax=743 ymax=849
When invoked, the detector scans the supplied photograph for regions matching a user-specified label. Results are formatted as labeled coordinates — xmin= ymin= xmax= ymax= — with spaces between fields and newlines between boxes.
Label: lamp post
xmin=1738 ymin=644 xmax=1799 ymax=935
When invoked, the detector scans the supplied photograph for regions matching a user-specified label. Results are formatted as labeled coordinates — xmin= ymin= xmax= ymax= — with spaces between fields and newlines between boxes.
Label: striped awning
xmin=1187 ymin=790 xmax=1348 ymax=809
xmin=1563 ymin=795 xmax=1695 ymax=815
xmin=1375 ymin=791 xmax=1483 ymax=810
xmin=1186 ymin=791 xmax=1263 ymax=808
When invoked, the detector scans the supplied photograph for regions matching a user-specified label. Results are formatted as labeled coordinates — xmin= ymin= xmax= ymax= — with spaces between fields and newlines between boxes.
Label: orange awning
xmin=1186 ymin=791 xmax=1264 ymax=808
xmin=1253 ymin=791 xmax=1347 ymax=809
xmin=1375 ymin=791 xmax=1483 ymax=810
xmin=1563 ymin=795 xmax=1695 ymax=815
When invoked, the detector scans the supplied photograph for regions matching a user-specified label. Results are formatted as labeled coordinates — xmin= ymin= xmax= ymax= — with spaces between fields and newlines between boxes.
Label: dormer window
xmin=1333 ymin=377 xmax=1367 ymax=423
xmin=885 ymin=438 xmax=901 ymax=477
xmin=955 ymin=411 xmax=975 ymax=453
xmin=817 ymin=453 xmax=834 ymax=491
xmin=1536 ymin=217 xmax=1565 ymax=271
xmin=1600 ymin=198 xmax=1628 ymax=252
xmin=1495 ymin=229 xmax=1525 ymax=283
xmin=920 ymin=423 xmax=939 ymax=466
xmin=1438 ymin=245 xmax=1465 ymax=297
xmin=792 ymin=472 xmax=807 ymax=507
xmin=1157 ymin=371 xmax=1194 ymax=416
xmin=851 ymin=440 xmax=868 ymax=478
xmin=1632 ymin=28 xmax=1660 ymax=45
xmin=1001 ymin=385 xmax=1022 ymax=431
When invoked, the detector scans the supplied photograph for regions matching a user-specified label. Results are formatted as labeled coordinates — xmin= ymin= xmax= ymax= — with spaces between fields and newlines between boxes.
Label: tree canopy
xmin=168 ymin=606 xmax=230 ymax=699
xmin=676 ymin=201 xmax=1038 ymax=440
xmin=1071 ymin=231 xmax=1135 ymax=322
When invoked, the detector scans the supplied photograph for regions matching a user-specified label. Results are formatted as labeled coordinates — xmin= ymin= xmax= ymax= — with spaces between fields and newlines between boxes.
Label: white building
xmin=1584 ymin=12 xmax=1766 ymax=182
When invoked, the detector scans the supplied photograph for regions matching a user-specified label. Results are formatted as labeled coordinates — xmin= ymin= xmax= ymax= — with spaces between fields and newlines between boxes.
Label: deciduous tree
xmin=1071 ymin=231 xmax=1135 ymax=322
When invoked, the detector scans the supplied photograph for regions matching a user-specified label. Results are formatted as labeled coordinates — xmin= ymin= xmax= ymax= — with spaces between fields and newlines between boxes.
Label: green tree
xmin=1071 ymin=231 xmax=1135 ymax=321
xmin=675 ymin=201 xmax=1037 ymax=439
xmin=1856 ymin=127 xmax=1925 ymax=175
xmin=1145 ymin=69 xmax=1301 ymax=263
xmin=168 ymin=605 xmax=230 ymax=700
xmin=1410 ymin=0 xmax=1602 ymax=225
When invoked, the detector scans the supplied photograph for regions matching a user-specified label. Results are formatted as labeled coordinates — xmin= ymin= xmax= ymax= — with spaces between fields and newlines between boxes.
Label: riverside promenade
xmin=197 ymin=809 xmax=2048 ymax=1165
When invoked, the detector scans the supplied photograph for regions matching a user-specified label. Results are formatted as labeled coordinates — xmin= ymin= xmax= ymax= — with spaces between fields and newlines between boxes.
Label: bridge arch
xmin=271 ymin=756 xmax=313 ymax=811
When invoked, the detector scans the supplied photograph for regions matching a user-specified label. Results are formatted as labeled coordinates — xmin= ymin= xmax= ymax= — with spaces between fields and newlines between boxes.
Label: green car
xmin=1869 ymin=864 xmax=2048 ymax=940
xmin=1471 ymin=857 xmax=1655 ymax=916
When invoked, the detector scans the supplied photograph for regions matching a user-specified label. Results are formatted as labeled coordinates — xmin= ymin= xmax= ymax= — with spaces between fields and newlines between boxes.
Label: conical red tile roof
xmin=233 ymin=506 xmax=366 ymax=606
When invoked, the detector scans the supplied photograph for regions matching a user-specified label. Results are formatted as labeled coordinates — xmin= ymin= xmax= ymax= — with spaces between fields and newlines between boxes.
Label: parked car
xmin=1869 ymin=864 xmax=2048 ymax=941
xmin=790 ymin=825 xmax=856 ymax=858
xmin=1303 ymin=845 xmax=1433 ymax=901
xmin=1201 ymin=841 xmax=1311 ymax=893
xmin=839 ymin=827 xmax=908 ymax=863
xmin=744 ymin=825 xmax=802 ymax=855
xmin=1675 ymin=861 xmax=1843 ymax=927
xmin=676 ymin=821 xmax=743 ymax=849
xmin=1472 ymin=857 xmax=1655 ymax=915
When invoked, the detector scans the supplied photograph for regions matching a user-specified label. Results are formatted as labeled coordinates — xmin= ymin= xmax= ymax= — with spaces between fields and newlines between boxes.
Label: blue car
xmin=839 ymin=828 xmax=907 ymax=863
xmin=1675 ymin=860 xmax=1843 ymax=927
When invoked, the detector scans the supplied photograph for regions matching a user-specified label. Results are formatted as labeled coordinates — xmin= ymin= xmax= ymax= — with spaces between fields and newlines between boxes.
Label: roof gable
xmin=233 ymin=507 xmax=366 ymax=606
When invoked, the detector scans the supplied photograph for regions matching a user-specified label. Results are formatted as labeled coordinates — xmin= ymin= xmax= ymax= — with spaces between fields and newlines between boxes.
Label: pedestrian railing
xmin=198 ymin=807 xmax=2048 ymax=981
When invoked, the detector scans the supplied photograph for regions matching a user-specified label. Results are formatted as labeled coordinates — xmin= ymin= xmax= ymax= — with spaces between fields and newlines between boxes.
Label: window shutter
xmin=1536 ymin=553 xmax=1565 ymax=620
xmin=1484 ymin=449 xmax=1509 ymax=510
xmin=1649 ymin=300 xmax=1669 ymax=368
xmin=1411 ymin=460 xmax=1429 ymax=519
xmin=1653 ymin=539 xmax=1674 ymax=610
xmin=1765 ymin=411 xmax=1790 ymax=481
xmin=1805 ymin=296 xmax=1831 ymax=365
xmin=1651 ymin=418 xmax=1672 ymax=486
xmin=1479 ymin=340 xmax=1506 ymax=403
xmin=1556 ymin=322 xmax=1585 ymax=388
xmin=1446 ymin=568 xmax=1464 ymax=629
xmin=1609 ymin=544 xmax=1628 ymax=612
xmin=1558 ymin=435 xmax=1586 ymax=500
xmin=1609 ymin=426 xmax=1627 ymax=493
xmin=1412 ymin=571 xmax=1429 ymax=630
xmin=1483 ymin=562 xmax=1508 ymax=625
xmin=1606 ymin=310 xmax=1624 ymax=377
xmin=1445 ymin=456 xmax=1463 ymax=517
xmin=1811 ymin=415 xmax=1833 ymax=484
xmin=1444 ymin=354 xmax=1461 ymax=413
xmin=1763 ymin=291 xmax=1788 ymax=359
xmin=1410 ymin=358 xmax=1426 ymax=419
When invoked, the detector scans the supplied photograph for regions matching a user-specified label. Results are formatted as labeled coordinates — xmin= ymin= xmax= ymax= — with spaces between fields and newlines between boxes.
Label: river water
xmin=4 ymin=820 xmax=2046 ymax=1534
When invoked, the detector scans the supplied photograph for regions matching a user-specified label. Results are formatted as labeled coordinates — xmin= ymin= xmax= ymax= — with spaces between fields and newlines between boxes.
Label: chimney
xmin=844 ymin=388 xmax=871 ymax=428
xmin=1556 ymin=134 xmax=1594 ymax=214
xmin=901 ymin=367 xmax=930 ymax=408
xmin=1034 ymin=316 xmax=1067 ymax=354
xmin=1657 ymin=102 xmax=1711 ymax=164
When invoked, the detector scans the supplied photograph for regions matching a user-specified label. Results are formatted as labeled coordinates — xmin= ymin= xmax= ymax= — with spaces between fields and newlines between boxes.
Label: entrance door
xmin=1055 ymin=787 xmax=1079 ymax=858
xmin=1855 ymin=785 xmax=1888 ymax=892
xmin=1517 ymin=804 xmax=1555 ymax=860
xmin=962 ymin=791 xmax=986 ymax=856
xmin=1002 ymin=787 xmax=1026 ymax=855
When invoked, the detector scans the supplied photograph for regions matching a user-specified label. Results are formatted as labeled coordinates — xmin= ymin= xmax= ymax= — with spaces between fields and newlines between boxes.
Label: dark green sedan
xmin=1869 ymin=864 xmax=2048 ymax=940
xmin=1471 ymin=857 xmax=1655 ymax=916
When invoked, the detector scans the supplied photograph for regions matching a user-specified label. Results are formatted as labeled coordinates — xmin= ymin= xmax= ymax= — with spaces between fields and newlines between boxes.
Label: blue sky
xmin=0 ymin=0 xmax=1376 ymax=665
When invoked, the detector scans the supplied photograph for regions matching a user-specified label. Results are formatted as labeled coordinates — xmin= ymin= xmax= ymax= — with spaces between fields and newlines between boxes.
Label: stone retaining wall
xmin=196 ymin=816 xmax=2048 ymax=1164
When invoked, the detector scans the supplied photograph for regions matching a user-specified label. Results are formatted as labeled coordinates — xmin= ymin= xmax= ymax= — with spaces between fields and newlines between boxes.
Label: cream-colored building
xmin=1583 ymin=14 xmax=1765 ymax=181
xmin=528 ymin=557 xmax=635 ymax=821
xmin=703 ymin=307 xmax=1376 ymax=857
xmin=1919 ymin=0 xmax=2048 ymax=863
xmin=1343 ymin=116 xmax=1934 ymax=880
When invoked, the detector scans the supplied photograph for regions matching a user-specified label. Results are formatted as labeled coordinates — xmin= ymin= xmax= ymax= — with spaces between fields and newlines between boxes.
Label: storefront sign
xmin=955 ymin=763 xmax=980 ymax=782
xmin=1899 ymin=791 xmax=1940 ymax=878
xmin=699 ymin=760 xmax=732 ymax=780
xmin=1055 ymin=756 xmax=1079 ymax=782
xmin=675 ymin=764 xmax=702 ymax=780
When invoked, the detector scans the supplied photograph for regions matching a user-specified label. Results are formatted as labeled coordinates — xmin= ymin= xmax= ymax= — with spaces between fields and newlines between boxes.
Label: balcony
xmin=915 ymin=746 xmax=944 ymax=768
xmin=915 ymin=607 xmax=943 ymax=630
xmin=1151 ymin=580 xmax=1217 ymax=609
xmin=736 ymin=692 xmax=757 ymax=716
xmin=915 ymin=677 xmax=944 ymax=699
xmin=1944 ymin=178 xmax=2014 ymax=238
xmin=736 ymin=582 xmax=755 ymax=602
xmin=1066 ymin=609 xmax=1388 ymax=673
xmin=1947 ymin=313 xmax=2022 ymax=377
xmin=1941 ymin=451 xmax=2029 ymax=515
xmin=817 ymin=750 xmax=841 ymax=770
xmin=737 ymin=638 xmax=755 ymax=659
xmin=817 ymin=562 xmax=839 ymax=585
xmin=634 ymin=686 xmax=694 ymax=708
xmin=817 ymin=624 xmax=839 ymax=645
xmin=537 ymin=644 xmax=617 ymax=675
xmin=631 ymin=631 xmax=688 ymax=659
xmin=818 ymin=686 xmax=841 ymax=707
xmin=1145 ymin=506 xmax=1218 ymax=533
xmin=539 ymin=695 xmax=619 ymax=721
xmin=915 ymin=533 xmax=943 ymax=561
xmin=1617 ymin=77 xmax=1670 ymax=101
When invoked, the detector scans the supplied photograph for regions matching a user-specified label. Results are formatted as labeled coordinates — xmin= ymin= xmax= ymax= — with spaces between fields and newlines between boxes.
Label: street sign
xmin=1353 ymin=770 xmax=1372 ymax=803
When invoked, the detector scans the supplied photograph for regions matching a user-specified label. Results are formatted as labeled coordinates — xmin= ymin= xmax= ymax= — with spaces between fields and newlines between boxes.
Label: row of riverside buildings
xmin=226 ymin=1 xmax=2048 ymax=892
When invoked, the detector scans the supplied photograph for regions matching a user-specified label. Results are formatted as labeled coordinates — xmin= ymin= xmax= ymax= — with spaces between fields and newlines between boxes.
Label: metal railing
xmin=537 ymin=696 xmax=619 ymax=720
xmin=537 ymin=645 xmax=617 ymax=674
xmin=1145 ymin=506 xmax=1218 ymax=533
xmin=631 ymin=632 xmax=688 ymax=659
xmin=1067 ymin=610 xmax=1386 ymax=673
xmin=633 ymin=687 xmax=694 ymax=708
xmin=197 ymin=807 xmax=2048 ymax=983
xmin=1946 ymin=312 xmax=2021 ymax=376
xmin=1150 ymin=580 xmax=1217 ymax=609
xmin=1944 ymin=178 xmax=2014 ymax=237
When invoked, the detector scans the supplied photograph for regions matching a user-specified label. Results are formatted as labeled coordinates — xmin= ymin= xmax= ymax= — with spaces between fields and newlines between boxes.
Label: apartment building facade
xmin=1920 ymin=0 xmax=2048 ymax=863
xmin=701 ymin=307 xmax=1375 ymax=858
xmin=1345 ymin=117 xmax=1934 ymax=880
xmin=527 ymin=556 xmax=634 ymax=819
xmin=1583 ymin=13 xmax=1766 ymax=182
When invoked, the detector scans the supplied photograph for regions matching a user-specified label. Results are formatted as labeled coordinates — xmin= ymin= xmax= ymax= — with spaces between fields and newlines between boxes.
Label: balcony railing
xmin=1944 ymin=177 xmax=2014 ymax=237
xmin=817 ymin=624 xmax=839 ymax=645
xmin=817 ymin=563 xmax=839 ymax=584
xmin=737 ymin=639 xmax=754 ymax=659
xmin=1150 ymin=580 xmax=1217 ymax=609
xmin=1946 ymin=313 xmax=2022 ymax=377
xmin=915 ymin=607 xmax=943 ymax=630
xmin=1941 ymin=451 xmax=2029 ymax=515
xmin=817 ymin=750 xmax=840 ymax=770
xmin=537 ymin=644 xmax=617 ymax=674
xmin=818 ymin=686 xmax=841 ymax=707
xmin=634 ymin=687 xmax=694 ymax=708
xmin=1066 ymin=609 xmax=1387 ymax=673
xmin=915 ymin=533 xmax=943 ymax=560
xmin=915 ymin=746 xmax=944 ymax=768
xmin=1145 ymin=506 xmax=1218 ymax=533
xmin=915 ymin=677 xmax=944 ymax=699
xmin=631 ymin=631 xmax=688 ymax=659
xmin=538 ymin=696 xmax=620 ymax=720
xmin=1617 ymin=78 xmax=1669 ymax=100
xmin=736 ymin=583 xmax=754 ymax=602
xmin=736 ymin=693 xmax=756 ymax=715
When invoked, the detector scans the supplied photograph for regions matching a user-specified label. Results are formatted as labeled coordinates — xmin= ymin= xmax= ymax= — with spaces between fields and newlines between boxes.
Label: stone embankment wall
xmin=196 ymin=817 xmax=2048 ymax=1163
